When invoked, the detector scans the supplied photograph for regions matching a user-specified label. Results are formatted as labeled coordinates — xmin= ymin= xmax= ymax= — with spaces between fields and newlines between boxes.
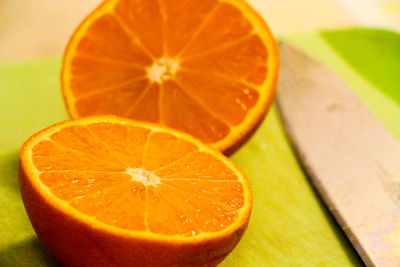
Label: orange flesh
xmin=31 ymin=122 xmax=244 ymax=236
xmin=65 ymin=0 xmax=271 ymax=146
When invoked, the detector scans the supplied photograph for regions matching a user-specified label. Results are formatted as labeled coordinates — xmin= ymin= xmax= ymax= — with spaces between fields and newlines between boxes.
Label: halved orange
xmin=61 ymin=0 xmax=279 ymax=154
xmin=19 ymin=116 xmax=252 ymax=266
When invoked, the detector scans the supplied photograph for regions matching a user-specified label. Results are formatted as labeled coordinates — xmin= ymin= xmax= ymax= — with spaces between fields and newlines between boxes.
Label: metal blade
xmin=276 ymin=42 xmax=400 ymax=266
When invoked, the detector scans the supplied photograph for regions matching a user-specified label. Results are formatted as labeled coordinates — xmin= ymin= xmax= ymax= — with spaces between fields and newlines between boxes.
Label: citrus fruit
xmin=19 ymin=116 xmax=252 ymax=267
xmin=61 ymin=0 xmax=279 ymax=155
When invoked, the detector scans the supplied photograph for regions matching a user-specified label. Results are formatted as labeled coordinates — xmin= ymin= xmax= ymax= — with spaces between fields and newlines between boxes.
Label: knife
xmin=276 ymin=42 xmax=400 ymax=266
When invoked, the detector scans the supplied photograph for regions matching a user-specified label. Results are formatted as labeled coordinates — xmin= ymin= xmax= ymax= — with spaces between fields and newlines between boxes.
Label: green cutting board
xmin=1 ymin=28 xmax=399 ymax=266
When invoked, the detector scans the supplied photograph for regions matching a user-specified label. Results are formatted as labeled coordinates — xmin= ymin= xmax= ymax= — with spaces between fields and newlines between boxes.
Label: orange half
xmin=61 ymin=0 xmax=279 ymax=154
xmin=19 ymin=116 xmax=252 ymax=266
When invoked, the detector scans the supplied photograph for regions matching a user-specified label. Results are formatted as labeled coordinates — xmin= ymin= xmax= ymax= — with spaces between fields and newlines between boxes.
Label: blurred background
xmin=1 ymin=0 xmax=399 ymax=61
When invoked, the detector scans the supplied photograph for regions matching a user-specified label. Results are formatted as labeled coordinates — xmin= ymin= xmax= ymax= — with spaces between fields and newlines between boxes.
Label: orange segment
xmin=75 ymin=14 xmax=152 ymax=65
xmin=61 ymin=0 xmax=279 ymax=154
xmin=32 ymin=140 xmax=125 ymax=172
xmin=142 ymin=131 xmax=198 ymax=170
xmin=114 ymin=0 xmax=164 ymax=57
xmin=86 ymin=122 xmax=150 ymax=167
xmin=70 ymin=181 xmax=147 ymax=230
xmin=126 ymin=82 xmax=160 ymax=123
xmin=20 ymin=116 xmax=252 ymax=266
xmin=147 ymin=182 xmax=238 ymax=235
xmin=39 ymin=172 xmax=131 ymax=201
xmin=50 ymin=125 xmax=125 ymax=166
xmin=146 ymin=184 xmax=199 ymax=236
xmin=74 ymin=79 xmax=150 ymax=116
xmin=175 ymin=71 xmax=259 ymax=125
xmin=161 ymin=80 xmax=230 ymax=143
xmin=161 ymin=0 xmax=218 ymax=57
xmin=181 ymin=35 xmax=268 ymax=85
xmin=153 ymin=151 xmax=238 ymax=180
xmin=162 ymin=179 xmax=244 ymax=210
xmin=180 ymin=2 xmax=253 ymax=57
xmin=69 ymin=57 xmax=146 ymax=97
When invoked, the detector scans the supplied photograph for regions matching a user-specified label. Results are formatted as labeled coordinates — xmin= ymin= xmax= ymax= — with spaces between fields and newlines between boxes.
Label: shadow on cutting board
xmin=0 ymin=150 xmax=20 ymax=192
xmin=0 ymin=151 xmax=61 ymax=266
xmin=0 ymin=237 xmax=60 ymax=267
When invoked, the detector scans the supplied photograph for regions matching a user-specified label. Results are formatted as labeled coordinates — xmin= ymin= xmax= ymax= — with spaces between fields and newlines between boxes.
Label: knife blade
xmin=276 ymin=42 xmax=400 ymax=266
